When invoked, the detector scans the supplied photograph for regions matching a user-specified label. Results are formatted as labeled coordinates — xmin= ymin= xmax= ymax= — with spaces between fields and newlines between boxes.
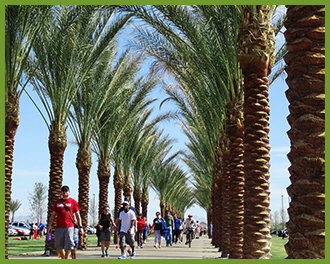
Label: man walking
xmin=164 ymin=210 xmax=174 ymax=247
xmin=173 ymin=214 xmax=182 ymax=244
xmin=46 ymin=185 xmax=84 ymax=259
xmin=117 ymin=201 xmax=137 ymax=259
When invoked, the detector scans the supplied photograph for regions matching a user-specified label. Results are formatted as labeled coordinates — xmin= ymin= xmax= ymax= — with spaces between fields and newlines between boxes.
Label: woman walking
xmin=136 ymin=213 xmax=146 ymax=248
xmin=151 ymin=212 xmax=164 ymax=249
xmin=98 ymin=205 xmax=116 ymax=257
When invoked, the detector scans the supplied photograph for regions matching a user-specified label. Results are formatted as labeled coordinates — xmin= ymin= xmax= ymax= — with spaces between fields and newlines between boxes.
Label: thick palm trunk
xmin=123 ymin=172 xmax=133 ymax=198
xmin=5 ymin=90 xmax=19 ymax=259
xmin=141 ymin=186 xmax=149 ymax=218
xmin=160 ymin=198 xmax=165 ymax=216
xmin=227 ymin=98 xmax=245 ymax=259
xmin=211 ymin=142 xmax=222 ymax=249
xmin=113 ymin=166 xmax=123 ymax=244
xmin=97 ymin=159 xmax=110 ymax=217
xmin=133 ymin=185 xmax=142 ymax=215
xmin=238 ymin=5 xmax=275 ymax=259
xmin=221 ymin=148 xmax=230 ymax=257
xmin=284 ymin=5 xmax=325 ymax=259
xmin=77 ymin=147 xmax=92 ymax=250
xmin=242 ymin=72 xmax=272 ymax=259
xmin=45 ymin=126 xmax=67 ymax=255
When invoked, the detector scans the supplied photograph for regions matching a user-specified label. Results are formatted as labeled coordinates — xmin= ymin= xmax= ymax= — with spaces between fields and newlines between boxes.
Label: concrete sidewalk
xmin=9 ymin=235 xmax=221 ymax=259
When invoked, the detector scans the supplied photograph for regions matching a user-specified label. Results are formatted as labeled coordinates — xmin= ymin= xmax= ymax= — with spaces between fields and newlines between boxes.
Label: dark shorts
xmin=55 ymin=227 xmax=74 ymax=251
xmin=119 ymin=232 xmax=135 ymax=247
xmin=99 ymin=230 xmax=111 ymax=242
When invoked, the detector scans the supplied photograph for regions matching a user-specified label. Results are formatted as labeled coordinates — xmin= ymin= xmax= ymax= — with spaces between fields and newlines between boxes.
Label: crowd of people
xmin=46 ymin=185 xmax=212 ymax=259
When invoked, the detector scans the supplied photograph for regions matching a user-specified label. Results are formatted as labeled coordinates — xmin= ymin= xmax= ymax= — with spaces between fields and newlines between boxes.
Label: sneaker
xmin=131 ymin=252 xmax=136 ymax=259
xmin=137 ymin=246 xmax=140 ymax=249
xmin=154 ymin=245 xmax=157 ymax=249
xmin=102 ymin=253 xmax=105 ymax=258
xmin=105 ymin=250 xmax=108 ymax=257
xmin=118 ymin=255 xmax=125 ymax=259
xmin=159 ymin=246 xmax=162 ymax=249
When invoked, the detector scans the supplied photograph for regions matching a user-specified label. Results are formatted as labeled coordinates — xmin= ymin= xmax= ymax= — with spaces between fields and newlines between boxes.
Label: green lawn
xmin=8 ymin=234 xmax=101 ymax=255
xmin=270 ymin=235 xmax=288 ymax=259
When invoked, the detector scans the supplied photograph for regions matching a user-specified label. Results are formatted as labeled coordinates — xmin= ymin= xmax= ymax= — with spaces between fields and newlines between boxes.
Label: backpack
xmin=160 ymin=219 xmax=168 ymax=237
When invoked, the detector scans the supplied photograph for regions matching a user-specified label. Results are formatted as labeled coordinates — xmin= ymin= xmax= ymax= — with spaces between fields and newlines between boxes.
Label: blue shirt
xmin=174 ymin=218 xmax=182 ymax=230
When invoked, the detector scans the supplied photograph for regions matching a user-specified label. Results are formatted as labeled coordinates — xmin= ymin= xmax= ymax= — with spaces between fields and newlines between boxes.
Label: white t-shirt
xmin=119 ymin=209 xmax=136 ymax=234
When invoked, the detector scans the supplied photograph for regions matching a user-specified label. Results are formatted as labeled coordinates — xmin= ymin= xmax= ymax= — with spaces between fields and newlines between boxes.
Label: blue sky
xmin=11 ymin=7 xmax=291 ymax=224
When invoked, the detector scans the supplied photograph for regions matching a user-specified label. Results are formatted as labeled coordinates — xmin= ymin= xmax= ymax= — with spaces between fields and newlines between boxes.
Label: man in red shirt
xmin=47 ymin=185 xmax=84 ymax=259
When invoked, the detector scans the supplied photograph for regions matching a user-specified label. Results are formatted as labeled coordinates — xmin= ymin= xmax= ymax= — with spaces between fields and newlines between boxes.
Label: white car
xmin=8 ymin=227 xmax=18 ymax=236
xmin=87 ymin=226 xmax=96 ymax=234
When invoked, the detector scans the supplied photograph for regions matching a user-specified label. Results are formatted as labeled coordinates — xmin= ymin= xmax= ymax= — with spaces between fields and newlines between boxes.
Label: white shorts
xmin=154 ymin=230 xmax=162 ymax=243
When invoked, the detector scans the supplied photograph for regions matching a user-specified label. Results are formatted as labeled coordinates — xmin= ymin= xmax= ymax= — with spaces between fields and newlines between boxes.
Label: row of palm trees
xmin=123 ymin=4 xmax=324 ymax=259
xmin=5 ymin=5 xmax=324 ymax=259
xmin=5 ymin=5 xmax=191 ymax=256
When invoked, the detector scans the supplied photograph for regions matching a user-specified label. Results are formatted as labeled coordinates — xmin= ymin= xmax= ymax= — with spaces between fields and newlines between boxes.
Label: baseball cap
xmin=165 ymin=210 xmax=169 ymax=214
xmin=122 ymin=201 xmax=129 ymax=206
xmin=61 ymin=185 xmax=70 ymax=192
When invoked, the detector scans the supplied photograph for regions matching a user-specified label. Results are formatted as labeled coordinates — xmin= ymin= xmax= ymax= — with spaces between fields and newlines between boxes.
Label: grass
xmin=270 ymin=235 xmax=288 ymax=259
xmin=8 ymin=234 xmax=101 ymax=255
xmin=9 ymin=234 xmax=288 ymax=258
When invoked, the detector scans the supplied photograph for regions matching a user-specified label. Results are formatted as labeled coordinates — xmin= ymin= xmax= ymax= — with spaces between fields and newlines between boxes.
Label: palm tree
xmin=26 ymin=6 xmax=132 ymax=254
xmin=131 ymin=129 xmax=175 ymax=214
xmin=69 ymin=49 xmax=140 ymax=249
xmin=283 ymin=5 xmax=325 ymax=259
xmin=126 ymin=4 xmax=241 ymax=254
xmin=5 ymin=5 xmax=51 ymax=258
xmin=9 ymin=199 xmax=22 ymax=222
xmin=92 ymin=53 xmax=144 ymax=217
xmin=237 ymin=5 xmax=276 ymax=259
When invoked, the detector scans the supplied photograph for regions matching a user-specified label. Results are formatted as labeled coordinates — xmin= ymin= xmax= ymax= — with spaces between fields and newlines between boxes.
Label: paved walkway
xmin=9 ymin=235 xmax=221 ymax=259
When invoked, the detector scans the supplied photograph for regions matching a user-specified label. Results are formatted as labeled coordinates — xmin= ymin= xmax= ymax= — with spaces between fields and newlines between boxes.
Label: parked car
xmin=11 ymin=227 xmax=30 ymax=236
xmin=8 ymin=226 xmax=18 ymax=236
xmin=10 ymin=222 xmax=31 ymax=236
xmin=87 ymin=225 xmax=96 ymax=234
xmin=10 ymin=222 xmax=30 ymax=229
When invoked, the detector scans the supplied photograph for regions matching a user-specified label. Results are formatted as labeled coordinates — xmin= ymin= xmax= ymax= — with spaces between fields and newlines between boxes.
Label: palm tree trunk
xmin=123 ymin=172 xmax=133 ymax=199
xmin=227 ymin=98 xmax=245 ymax=259
xmin=133 ymin=185 xmax=142 ymax=215
xmin=284 ymin=5 xmax=325 ymax=259
xmin=242 ymin=72 xmax=272 ymax=259
xmin=160 ymin=198 xmax=165 ymax=216
xmin=113 ymin=166 xmax=123 ymax=244
xmin=97 ymin=159 xmax=111 ymax=217
xmin=212 ymin=141 xmax=223 ymax=249
xmin=45 ymin=126 xmax=67 ymax=255
xmin=5 ymin=89 xmax=19 ymax=259
xmin=141 ymin=186 xmax=149 ymax=218
xmin=238 ymin=5 xmax=275 ymax=259
xmin=76 ymin=147 xmax=92 ymax=250
xmin=221 ymin=148 xmax=230 ymax=257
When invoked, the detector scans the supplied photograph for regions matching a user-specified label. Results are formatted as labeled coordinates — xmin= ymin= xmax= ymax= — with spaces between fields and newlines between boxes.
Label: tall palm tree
xmin=92 ymin=53 xmax=144 ymax=217
xmin=111 ymin=75 xmax=162 ymax=222
xmin=132 ymin=129 xmax=175 ymax=214
xmin=69 ymin=49 xmax=137 ymax=249
xmin=9 ymin=199 xmax=22 ymax=222
xmin=5 ymin=5 xmax=51 ymax=258
xmin=26 ymin=6 xmax=132 ymax=254
xmin=237 ymin=5 xmax=276 ymax=259
xmin=283 ymin=5 xmax=325 ymax=259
